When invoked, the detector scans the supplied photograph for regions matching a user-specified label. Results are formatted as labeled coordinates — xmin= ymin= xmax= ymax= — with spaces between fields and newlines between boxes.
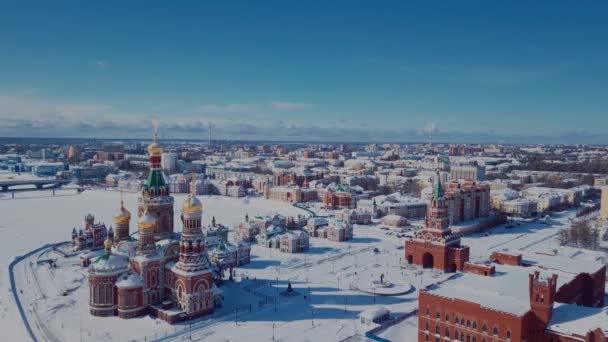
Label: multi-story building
xmin=502 ymin=198 xmax=538 ymax=218
xmin=71 ymin=214 xmax=108 ymax=251
xmin=359 ymin=195 xmax=427 ymax=219
xmin=324 ymin=190 xmax=354 ymax=209
xmin=490 ymin=188 xmax=520 ymax=210
xmin=161 ymin=152 xmax=178 ymax=174
xmin=279 ymin=230 xmax=310 ymax=253
xmin=71 ymin=165 xmax=113 ymax=183
xmin=326 ymin=220 xmax=354 ymax=242
xmin=450 ymin=164 xmax=486 ymax=182
xmin=444 ymin=181 xmax=491 ymax=225
xmin=234 ymin=221 xmax=261 ymax=243
xmin=96 ymin=151 xmax=125 ymax=162
xmin=601 ymin=187 xmax=608 ymax=221
xmin=272 ymin=169 xmax=323 ymax=187
xmin=304 ymin=218 xmax=353 ymax=242
xmin=208 ymin=240 xmax=251 ymax=271
xmin=264 ymin=185 xmax=317 ymax=203
xmin=417 ymin=252 xmax=606 ymax=342
xmin=30 ymin=162 xmax=68 ymax=177
xmin=336 ymin=208 xmax=372 ymax=225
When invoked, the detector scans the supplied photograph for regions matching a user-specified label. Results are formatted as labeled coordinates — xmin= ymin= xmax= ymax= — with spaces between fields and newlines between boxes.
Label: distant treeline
xmin=518 ymin=156 xmax=608 ymax=174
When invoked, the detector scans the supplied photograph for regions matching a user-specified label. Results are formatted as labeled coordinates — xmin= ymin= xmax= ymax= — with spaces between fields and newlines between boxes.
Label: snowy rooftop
xmin=521 ymin=251 xmax=605 ymax=275
xmin=548 ymin=303 xmax=608 ymax=336
xmin=116 ymin=273 xmax=144 ymax=289
xmin=89 ymin=252 xmax=129 ymax=274
xmin=426 ymin=264 xmax=577 ymax=316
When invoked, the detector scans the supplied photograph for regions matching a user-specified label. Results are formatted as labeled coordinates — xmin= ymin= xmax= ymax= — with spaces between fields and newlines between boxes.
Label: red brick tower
xmin=529 ymin=271 xmax=557 ymax=324
xmin=138 ymin=128 xmax=175 ymax=240
xmin=405 ymin=171 xmax=470 ymax=272
xmin=137 ymin=208 xmax=157 ymax=257
xmin=171 ymin=174 xmax=214 ymax=319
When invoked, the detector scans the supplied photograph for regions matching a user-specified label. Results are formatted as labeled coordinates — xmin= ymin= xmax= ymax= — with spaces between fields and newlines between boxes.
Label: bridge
xmin=0 ymin=179 xmax=71 ymax=192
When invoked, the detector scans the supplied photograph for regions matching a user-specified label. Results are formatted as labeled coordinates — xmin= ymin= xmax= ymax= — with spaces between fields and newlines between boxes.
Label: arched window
xmin=455 ymin=315 xmax=459 ymax=325
xmin=460 ymin=318 xmax=465 ymax=326
xmin=105 ymin=284 xmax=112 ymax=304
xmin=445 ymin=328 xmax=450 ymax=338
xmin=493 ymin=326 xmax=498 ymax=336
xmin=425 ymin=321 xmax=429 ymax=331
xmin=460 ymin=332 xmax=464 ymax=341
xmin=100 ymin=285 xmax=105 ymax=303
xmin=482 ymin=324 xmax=488 ymax=333
xmin=445 ymin=313 xmax=450 ymax=322
xmin=467 ymin=320 xmax=471 ymax=328
xmin=426 ymin=307 xmax=430 ymax=316
xmin=436 ymin=310 xmax=441 ymax=319
xmin=472 ymin=336 xmax=477 ymax=342
xmin=472 ymin=321 xmax=477 ymax=330
xmin=506 ymin=330 xmax=511 ymax=340
xmin=435 ymin=326 xmax=440 ymax=335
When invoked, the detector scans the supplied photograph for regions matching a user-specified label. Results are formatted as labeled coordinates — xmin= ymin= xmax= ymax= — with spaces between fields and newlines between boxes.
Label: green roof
xmin=432 ymin=175 xmax=444 ymax=200
xmin=145 ymin=170 xmax=168 ymax=190
xmin=95 ymin=254 xmax=110 ymax=263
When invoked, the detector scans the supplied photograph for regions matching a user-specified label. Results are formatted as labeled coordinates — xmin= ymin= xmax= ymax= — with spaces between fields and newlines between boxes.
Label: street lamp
xmin=272 ymin=322 xmax=275 ymax=341
xmin=311 ymin=309 xmax=314 ymax=326
xmin=234 ymin=308 xmax=239 ymax=325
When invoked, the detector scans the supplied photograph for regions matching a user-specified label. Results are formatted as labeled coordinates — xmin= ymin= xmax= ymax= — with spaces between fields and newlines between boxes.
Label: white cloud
xmin=199 ymin=103 xmax=261 ymax=114
xmin=95 ymin=60 xmax=109 ymax=68
xmin=1 ymin=92 xmax=602 ymax=144
xmin=199 ymin=101 xmax=311 ymax=114
xmin=270 ymin=101 xmax=311 ymax=110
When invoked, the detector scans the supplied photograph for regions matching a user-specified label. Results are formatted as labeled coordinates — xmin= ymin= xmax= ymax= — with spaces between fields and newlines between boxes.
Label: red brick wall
xmin=464 ymin=262 xmax=495 ymax=276
xmin=418 ymin=291 xmax=526 ymax=342
xmin=490 ymin=251 xmax=522 ymax=266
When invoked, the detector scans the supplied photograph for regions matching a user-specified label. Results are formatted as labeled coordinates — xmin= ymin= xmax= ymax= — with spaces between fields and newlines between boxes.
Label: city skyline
xmin=1 ymin=1 xmax=608 ymax=143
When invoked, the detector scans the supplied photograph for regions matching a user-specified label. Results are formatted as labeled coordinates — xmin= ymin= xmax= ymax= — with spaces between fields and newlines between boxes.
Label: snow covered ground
xmin=460 ymin=211 xmax=607 ymax=264
xmin=0 ymin=189 xmax=308 ymax=341
xmin=2 ymin=188 xmax=607 ymax=342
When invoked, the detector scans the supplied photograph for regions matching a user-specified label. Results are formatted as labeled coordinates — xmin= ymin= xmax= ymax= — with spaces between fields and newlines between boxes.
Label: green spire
xmin=433 ymin=172 xmax=444 ymax=200
xmin=145 ymin=169 xmax=168 ymax=190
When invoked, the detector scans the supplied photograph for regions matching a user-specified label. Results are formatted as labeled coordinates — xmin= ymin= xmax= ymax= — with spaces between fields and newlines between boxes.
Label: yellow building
xmin=601 ymin=186 xmax=608 ymax=221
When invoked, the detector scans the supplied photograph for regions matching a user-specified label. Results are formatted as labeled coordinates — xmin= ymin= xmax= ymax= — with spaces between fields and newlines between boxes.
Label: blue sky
xmin=1 ymin=1 xmax=607 ymax=143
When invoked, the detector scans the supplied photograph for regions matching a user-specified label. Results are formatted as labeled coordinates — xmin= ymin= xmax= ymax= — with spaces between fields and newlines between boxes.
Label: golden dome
xmin=104 ymin=238 xmax=113 ymax=250
xmin=138 ymin=209 xmax=156 ymax=232
xmin=147 ymin=129 xmax=163 ymax=155
xmin=148 ymin=142 xmax=163 ymax=156
xmin=182 ymin=194 xmax=203 ymax=216
xmin=113 ymin=199 xmax=131 ymax=225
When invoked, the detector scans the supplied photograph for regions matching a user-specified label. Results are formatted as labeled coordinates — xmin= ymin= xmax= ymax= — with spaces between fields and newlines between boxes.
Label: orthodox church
xmin=84 ymin=131 xmax=244 ymax=323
